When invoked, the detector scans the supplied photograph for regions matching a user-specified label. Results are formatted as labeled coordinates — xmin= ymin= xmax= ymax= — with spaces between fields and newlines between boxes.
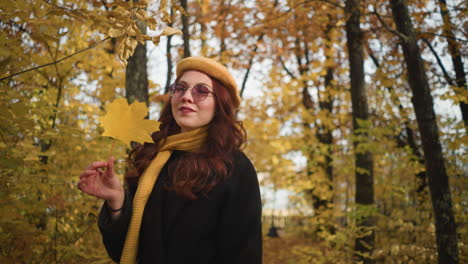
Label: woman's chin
xmin=178 ymin=124 xmax=197 ymax=133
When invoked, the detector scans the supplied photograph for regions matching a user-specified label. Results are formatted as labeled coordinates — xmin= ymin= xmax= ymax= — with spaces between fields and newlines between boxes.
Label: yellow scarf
xmin=120 ymin=127 xmax=208 ymax=263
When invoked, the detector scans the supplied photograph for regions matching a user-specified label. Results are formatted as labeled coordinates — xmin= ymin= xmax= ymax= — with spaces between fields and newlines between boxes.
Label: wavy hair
xmin=125 ymin=72 xmax=246 ymax=199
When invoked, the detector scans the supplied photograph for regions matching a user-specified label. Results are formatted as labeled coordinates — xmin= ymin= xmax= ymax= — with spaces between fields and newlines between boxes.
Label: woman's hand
xmin=78 ymin=156 xmax=124 ymax=210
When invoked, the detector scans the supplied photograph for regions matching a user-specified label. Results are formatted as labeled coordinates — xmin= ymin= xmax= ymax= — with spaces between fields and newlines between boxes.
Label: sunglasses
xmin=169 ymin=82 xmax=216 ymax=102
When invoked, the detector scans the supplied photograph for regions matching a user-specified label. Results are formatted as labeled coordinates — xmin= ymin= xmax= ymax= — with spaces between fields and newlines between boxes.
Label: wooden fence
xmin=262 ymin=215 xmax=313 ymax=229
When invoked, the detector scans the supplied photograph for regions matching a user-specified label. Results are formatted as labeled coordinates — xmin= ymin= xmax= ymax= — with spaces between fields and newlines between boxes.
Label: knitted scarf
xmin=120 ymin=127 xmax=208 ymax=263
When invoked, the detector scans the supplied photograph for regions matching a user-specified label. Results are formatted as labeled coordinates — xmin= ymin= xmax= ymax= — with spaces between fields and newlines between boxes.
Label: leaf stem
xmin=109 ymin=140 xmax=116 ymax=158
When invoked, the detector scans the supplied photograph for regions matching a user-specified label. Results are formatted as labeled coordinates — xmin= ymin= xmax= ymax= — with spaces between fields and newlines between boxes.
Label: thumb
xmin=107 ymin=156 xmax=115 ymax=177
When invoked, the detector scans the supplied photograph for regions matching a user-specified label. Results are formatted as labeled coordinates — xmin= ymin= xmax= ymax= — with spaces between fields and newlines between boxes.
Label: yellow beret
xmin=176 ymin=56 xmax=241 ymax=108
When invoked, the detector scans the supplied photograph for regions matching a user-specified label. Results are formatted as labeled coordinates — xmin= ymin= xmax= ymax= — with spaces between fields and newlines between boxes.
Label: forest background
xmin=0 ymin=0 xmax=466 ymax=263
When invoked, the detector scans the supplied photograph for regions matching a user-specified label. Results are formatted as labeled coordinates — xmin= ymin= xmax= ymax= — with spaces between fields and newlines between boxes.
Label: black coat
xmin=98 ymin=151 xmax=262 ymax=264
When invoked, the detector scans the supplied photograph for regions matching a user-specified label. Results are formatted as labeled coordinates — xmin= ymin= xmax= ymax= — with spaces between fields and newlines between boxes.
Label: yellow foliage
xmin=1 ymin=0 xmax=467 ymax=262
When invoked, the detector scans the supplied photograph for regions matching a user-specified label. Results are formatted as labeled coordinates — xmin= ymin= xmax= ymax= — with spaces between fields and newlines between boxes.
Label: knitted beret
xmin=176 ymin=56 xmax=241 ymax=108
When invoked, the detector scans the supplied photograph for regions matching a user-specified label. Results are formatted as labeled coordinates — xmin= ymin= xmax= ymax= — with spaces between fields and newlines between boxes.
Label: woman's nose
xmin=180 ymin=88 xmax=194 ymax=102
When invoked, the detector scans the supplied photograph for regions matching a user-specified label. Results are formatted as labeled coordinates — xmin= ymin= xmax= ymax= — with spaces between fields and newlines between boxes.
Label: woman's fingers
xmin=78 ymin=169 xmax=100 ymax=192
xmin=78 ymin=178 xmax=100 ymax=196
xmin=79 ymin=159 xmax=119 ymax=199
xmin=77 ymin=179 xmax=91 ymax=193
xmin=85 ymin=161 xmax=107 ymax=171
xmin=106 ymin=156 xmax=115 ymax=178
xmin=79 ymin=170 xmax=98 ymax=179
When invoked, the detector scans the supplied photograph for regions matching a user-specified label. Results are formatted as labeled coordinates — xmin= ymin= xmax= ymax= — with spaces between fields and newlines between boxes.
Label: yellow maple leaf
xmin=99 ymin=98 xmax=160 ymax=147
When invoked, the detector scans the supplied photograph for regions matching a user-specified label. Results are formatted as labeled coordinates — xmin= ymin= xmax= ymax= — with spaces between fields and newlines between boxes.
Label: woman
xmin=78 ymin=56 xmax=262 ymax=264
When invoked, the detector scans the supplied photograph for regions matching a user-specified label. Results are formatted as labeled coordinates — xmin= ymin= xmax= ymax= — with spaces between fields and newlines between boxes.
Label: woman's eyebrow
xmin=178 ymin=80 xmax=212 ymax=87
xmin=196 ymin=82 xmax=211 ymax=87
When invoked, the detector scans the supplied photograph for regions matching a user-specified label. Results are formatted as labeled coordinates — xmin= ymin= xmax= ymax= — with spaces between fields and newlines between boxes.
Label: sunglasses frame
xmin=169 ymin=82 xmax=216 ymax=102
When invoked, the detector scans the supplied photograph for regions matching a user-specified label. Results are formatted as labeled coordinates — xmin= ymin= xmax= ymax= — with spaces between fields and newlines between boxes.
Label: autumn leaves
xmin=106 ymin=0 xmax=183 ymax=62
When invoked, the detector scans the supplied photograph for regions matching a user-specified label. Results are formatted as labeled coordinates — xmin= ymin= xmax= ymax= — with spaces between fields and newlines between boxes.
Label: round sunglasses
xmin=169 ymin=82 xmax=216 ymax=102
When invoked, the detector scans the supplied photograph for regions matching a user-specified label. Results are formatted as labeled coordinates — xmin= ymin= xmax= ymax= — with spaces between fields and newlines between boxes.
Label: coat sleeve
xmin=97 ymin=186 xmax=134 ymax=262
xmin=215 ymin=152 xmax=262 ymax=264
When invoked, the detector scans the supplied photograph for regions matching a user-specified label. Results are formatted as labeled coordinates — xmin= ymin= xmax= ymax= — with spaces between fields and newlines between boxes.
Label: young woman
xmin=78 ymin=57 xmax=262 ymax=264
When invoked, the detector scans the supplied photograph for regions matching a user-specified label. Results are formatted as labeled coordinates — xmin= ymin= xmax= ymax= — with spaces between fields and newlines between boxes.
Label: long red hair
xmin=125 ymin=72 xmax=246 ymax=199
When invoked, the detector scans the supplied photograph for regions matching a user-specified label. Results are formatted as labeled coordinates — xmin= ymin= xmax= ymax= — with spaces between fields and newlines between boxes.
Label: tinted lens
xmin=170 ymin=83 xmax=186 ymax=97
xmin=192 ymin=85 xmax=211 ymax=101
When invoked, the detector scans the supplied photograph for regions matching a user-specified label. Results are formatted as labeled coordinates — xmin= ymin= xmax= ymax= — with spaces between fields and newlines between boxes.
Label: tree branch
xmin=421 ymin=38 xmax=454 ymax=85
xmin=417 ymin=31 xmax=468 ymax=43
xmin=6 ymin=19 xmax=31 ymax=35
xmin=364 ymin=42 xmax=380 ymax=68
xmin=315 ymin=0 xmax=343 ymax=9
xmin=239 ymin=0 xmax=280 ymax=97
xmin=100 ymin=0 xmax=109 ymax=10
xmin=294 ymin=36 xmax=305 ymax=75
xmin=253 ymin=0 xmax=343 ymax=27
xmin=41 ymin=0 xmax=76 ymax=12
xmin=0 ymin=37 xmax=110 ymax=82
xmin=240 ymin=33 xmax=264 ymax=98
xmin=372 ymin=10 xmax=408 ymax=41
xmin=303 ymin=39 xmax=311 ymax=67
xmin=278 ymin=56 xmax=296 ymax=79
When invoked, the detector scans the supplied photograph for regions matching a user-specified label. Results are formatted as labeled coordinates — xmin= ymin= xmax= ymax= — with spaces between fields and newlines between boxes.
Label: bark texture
xmin=165 ymin=8 xmax=174 ymax=93
xmin=345 ymin=0 xmax=375 ymax=262
xmin=390 ymin=0 xmax=459 ymax=263
xmin=181 ymin=0 xmax=191 ymax=58
xmin=438 ymin=0 xmax=467 ymax=128
xmin=126 ymin=42 xmax=148 ymax=105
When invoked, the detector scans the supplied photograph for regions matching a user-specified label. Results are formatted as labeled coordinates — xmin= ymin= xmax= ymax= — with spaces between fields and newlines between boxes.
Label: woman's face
xmin=171 ymin=70 xmax=216 ymax=133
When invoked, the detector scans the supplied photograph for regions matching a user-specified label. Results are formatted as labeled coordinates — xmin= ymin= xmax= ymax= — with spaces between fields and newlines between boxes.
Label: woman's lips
xmin=179 ymin=106 xmax=195 ymax=113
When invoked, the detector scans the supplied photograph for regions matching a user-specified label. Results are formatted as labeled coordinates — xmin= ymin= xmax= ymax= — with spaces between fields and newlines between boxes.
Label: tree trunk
xmin=365 ymin=43 xmax=428 ymax=199
xmin=318 ymin=66 xmax=334 ymax=182
xmin=217 ymin=0 xmax=232 ymax=64
xmin=180 ymin=0 xmax=191 ymax=58
xmin=345 ymin=0 xmax=375 ymax=263
xmin=390 ymin=0 xmax=459 ymax=263
xmin=126 ymin=43 xmax=148 ymax=105
xmin=165 ymin=8 xmax=174 ymax=93
xmin=126 ymin=17 xmax=148 ymax=106
xmin=320 ymin=22 xmax=336 ymax=185
xmin=438 ymin=0 xmax=467 ymax=128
